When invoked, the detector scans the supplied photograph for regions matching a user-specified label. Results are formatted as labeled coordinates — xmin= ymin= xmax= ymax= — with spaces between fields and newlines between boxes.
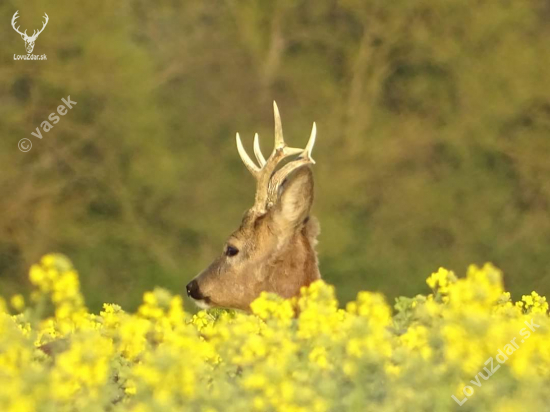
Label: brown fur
xmin=187 ymin=167 xmax=320 ymax=311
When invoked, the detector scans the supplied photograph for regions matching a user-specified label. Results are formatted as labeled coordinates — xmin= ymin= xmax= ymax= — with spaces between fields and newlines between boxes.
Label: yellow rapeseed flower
xmin=0 ymin=254 xmax=549 ymax=410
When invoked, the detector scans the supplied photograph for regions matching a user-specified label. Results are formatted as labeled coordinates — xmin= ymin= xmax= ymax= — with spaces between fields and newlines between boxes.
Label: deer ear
xmin=271 ymin=166 xmax=314 ymax=237
xmin=21 ymin=34 xmax=25 ymax=40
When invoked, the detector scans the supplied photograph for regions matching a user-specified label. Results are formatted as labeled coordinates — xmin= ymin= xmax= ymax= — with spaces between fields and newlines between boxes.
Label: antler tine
xmin=236 ymin=133 xmax=260 ymax=177
xmin=236 ymin=103 xmax=316 ymax=213
xmin=273 ymin=101 xmax=284 ymax=149
xmin=253 ymin=133 xmax=266 ymax=167
xmin=42 ymin=13 xmax=49 ymax=28
xmin=30 ymin=12 xmax=49 ymax=39
xmin=11 ymin=11 xmax=25 ymax=36
xmin=11 ymin=10 xmax=19 ymax=25
xmin=272 ymin=101 xmax=303 ymax=156
xmin=304 ymin=122 xmax=316 ymax=164
xmin=265 ymin=121 xmax=317 ymax=207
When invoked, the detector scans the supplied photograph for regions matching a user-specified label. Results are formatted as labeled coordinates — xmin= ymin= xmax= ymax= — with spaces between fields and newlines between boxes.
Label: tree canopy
xmin=1 ymin=0 xmax=549 ymax=311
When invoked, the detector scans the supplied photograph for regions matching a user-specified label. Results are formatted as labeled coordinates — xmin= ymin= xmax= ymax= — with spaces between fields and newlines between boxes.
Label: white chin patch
xmin=193 ymin=299 xmax=211 ymax=310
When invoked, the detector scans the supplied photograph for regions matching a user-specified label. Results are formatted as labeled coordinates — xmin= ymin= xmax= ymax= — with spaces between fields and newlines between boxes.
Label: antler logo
xmin=11 ymin=11 xmax=49 ymax=54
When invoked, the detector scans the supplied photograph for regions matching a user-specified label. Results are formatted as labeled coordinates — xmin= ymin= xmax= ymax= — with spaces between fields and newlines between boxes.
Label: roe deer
xmin=186 ymin=102 xmax=320 ymax=311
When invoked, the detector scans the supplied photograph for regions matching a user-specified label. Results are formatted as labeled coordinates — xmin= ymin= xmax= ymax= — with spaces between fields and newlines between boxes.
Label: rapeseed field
xmin=1 ymin=255 xmax=548 ymax=411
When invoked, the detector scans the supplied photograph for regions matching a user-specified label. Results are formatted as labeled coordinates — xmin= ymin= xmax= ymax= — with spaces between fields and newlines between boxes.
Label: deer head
xmin=12 ymin=11 xmax=49 ymax=54
xmin=186 ymin=102 xmax=321 ymax=311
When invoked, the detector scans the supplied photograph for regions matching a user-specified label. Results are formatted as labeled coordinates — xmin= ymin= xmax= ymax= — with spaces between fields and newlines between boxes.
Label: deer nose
xmin=186 ymin=280 xmax=203 ymax=300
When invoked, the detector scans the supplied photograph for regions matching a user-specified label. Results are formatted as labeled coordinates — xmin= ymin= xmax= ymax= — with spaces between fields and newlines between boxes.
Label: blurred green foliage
xmin=1 ymin=0 xmax=549 ymax=312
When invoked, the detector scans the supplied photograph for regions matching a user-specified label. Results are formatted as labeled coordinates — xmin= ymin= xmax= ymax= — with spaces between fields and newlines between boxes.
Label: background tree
xmin=1 ymin=0 xmax=549 ymax=311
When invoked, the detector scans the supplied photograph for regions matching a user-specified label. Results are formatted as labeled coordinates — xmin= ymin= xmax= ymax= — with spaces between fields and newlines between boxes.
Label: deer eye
xmin=225 ymin=245 xmax=239 ymax=257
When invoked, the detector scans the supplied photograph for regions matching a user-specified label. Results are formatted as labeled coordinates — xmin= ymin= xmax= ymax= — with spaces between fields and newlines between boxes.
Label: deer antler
xmin=29 ymin=13 xmax=49 ymax=40
xmin=266 ymin=121 xmax=316 ymax=207
xmin=236 ymin=101 xmax=317 ymax=213
xmin=11 ymin=11 xmax=27 ymax=37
